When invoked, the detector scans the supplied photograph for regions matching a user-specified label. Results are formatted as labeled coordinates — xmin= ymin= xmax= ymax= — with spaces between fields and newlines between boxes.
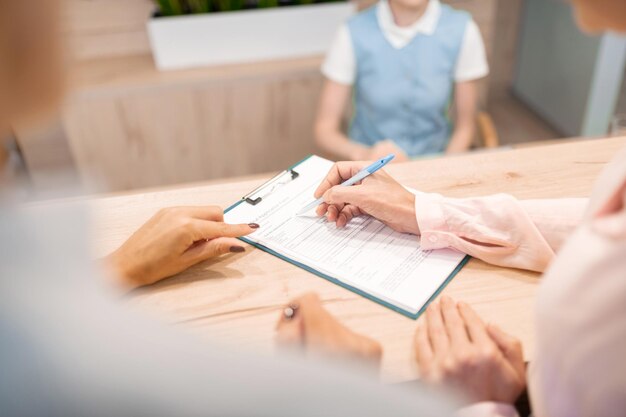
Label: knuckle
xmin=209 ymin=206 xmax=224 ymax=219
xmin=157 ymin=207 xmax=171 ymax=217
xmin=457 ymin=352 xmax=479 ymax=370
xmin=423 ymin=368 xmax=441 ymax=383
xmin=479 ymin=346 xmax=499 ymax=362
xmin=169 ymin=206 xmax=186 ymax=216
xmin=368 ymin=341 xmax=383 ymax=360
xmin=297 ymin=293 xmax=320 ymax=310
xmin=206 ymin=241 xmax=227 ymax=256
xmin=441 ymin=358 xmax=458 ymax=376
xmin=179 ymin=218 xmax=194 ymax=231
xmin=430 ymin=325 xmax=445 ymax=338
xmin=325 ymin=188 xmax=336 ymax=201
xmin=302 ymin=292 xmax=320 ymax=303
xmin=418 ymin=361 xmax=432 ymax=376
xmin=217 ymin=223 xmax=230 ymax=235
xmin=216 ymin=241 xmax=230 ymax=253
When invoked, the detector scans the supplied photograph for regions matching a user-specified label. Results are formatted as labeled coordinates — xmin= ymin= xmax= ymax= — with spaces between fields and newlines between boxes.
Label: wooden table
xmin=86 ymin=137 xmax=625 ymax=382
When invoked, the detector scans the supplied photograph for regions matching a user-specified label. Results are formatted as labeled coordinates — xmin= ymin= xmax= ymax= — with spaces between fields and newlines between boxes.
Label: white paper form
xmin=224 ymin=156 xmax=466 ymax=316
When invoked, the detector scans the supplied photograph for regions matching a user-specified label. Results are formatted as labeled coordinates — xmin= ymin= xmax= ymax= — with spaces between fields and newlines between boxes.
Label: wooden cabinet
xmin=63 ymin=55 xmax=322 ymax=191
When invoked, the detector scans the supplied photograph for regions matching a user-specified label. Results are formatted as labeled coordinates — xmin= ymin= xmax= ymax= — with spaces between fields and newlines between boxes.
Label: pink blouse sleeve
xmin=414 ymin=193 xmax=587 ymax=272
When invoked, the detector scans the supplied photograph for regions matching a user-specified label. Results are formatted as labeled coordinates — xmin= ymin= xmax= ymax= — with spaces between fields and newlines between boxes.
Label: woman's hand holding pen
xmin=314 ymin=161 xmax=420 ymax=234
xmin=105 ymin=206 xmax=258 ymax=291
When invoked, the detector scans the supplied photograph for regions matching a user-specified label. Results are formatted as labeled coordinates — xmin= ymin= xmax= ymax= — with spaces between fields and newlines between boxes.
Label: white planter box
xmin=147 ymin=2 xmax=356 ymax=71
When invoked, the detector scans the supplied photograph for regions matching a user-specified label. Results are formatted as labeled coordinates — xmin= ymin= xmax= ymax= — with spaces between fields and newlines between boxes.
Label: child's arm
xmin=315 ymin=78 xmax=370 ymax=160
xmin=446 ymin=80 xmax=478 ymax=154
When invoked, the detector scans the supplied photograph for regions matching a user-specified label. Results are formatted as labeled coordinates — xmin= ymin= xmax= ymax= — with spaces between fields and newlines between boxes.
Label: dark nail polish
xmin=248 ymin=223 xmax=260 ymax=229
xmin=230 ymin=246 xmax=245 ymax=253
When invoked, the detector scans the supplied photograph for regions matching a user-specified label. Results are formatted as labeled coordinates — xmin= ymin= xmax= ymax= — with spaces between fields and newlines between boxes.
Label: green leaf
xmin=156 ymin=0 xmax=344 ymax=15
xmin=187 ymin=0 xmax=211 ymax=13
xmin=258 ymin=0 xmax=278 ymax=8
xmin=155 ymin=0 xmax=184 ymax=16
xmin=213 ymin=0 xmax=244 ymax=12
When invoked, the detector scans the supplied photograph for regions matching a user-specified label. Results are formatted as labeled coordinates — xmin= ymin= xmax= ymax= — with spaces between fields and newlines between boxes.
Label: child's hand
xmin=368 ymin=139 xmax=409 ymax=162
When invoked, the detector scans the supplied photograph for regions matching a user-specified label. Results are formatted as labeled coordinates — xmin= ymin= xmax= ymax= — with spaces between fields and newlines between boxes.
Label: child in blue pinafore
xmin=315 ymin=0 xmax=489 ymax=160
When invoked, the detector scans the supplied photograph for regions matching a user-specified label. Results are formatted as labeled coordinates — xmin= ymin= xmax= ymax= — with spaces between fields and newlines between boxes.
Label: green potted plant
xmin=147 ymin=0 xmax=355 ymax=70
xmin=153 ymin=1 xmax=343 ymax=16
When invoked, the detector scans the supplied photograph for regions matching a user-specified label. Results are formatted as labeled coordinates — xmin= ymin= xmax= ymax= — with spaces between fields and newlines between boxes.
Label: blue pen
xmin=296 ymin=154 xmax=395 ymax=216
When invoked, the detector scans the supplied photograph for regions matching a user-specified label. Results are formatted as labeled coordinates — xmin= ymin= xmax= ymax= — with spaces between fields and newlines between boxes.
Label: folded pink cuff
xmin=414 ymin=192 xmax=448 ymax=250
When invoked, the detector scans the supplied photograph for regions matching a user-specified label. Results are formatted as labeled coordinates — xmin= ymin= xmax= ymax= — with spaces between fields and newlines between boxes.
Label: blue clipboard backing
xmin=224 ymin=156 xmax=470 ymax=320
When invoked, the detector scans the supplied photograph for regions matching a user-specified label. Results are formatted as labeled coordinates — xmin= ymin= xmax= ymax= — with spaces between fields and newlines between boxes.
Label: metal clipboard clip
xmin=242 ymin=169 xmax=300 ymax=206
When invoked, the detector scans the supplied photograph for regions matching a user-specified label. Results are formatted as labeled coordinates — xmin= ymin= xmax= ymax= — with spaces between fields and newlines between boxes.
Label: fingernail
xmin=229 ymin=246 xmax=245 ymax=253
xmin=248 ymin=223 xmax=260 ymax=229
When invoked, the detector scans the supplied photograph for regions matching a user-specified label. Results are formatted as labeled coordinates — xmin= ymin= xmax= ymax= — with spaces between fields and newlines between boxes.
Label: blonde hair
xmin=0 ymin=0 xmax=64 ymax=129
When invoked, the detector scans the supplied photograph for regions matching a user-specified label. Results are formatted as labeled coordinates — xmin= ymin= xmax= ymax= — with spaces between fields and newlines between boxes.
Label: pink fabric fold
xmin=414 ymin=192 xmax=587 ymax=272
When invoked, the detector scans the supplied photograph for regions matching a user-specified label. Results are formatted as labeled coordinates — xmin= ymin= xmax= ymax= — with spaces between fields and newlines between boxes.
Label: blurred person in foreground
xmin=284 ymin=0 xmax=626 ymax=416
xmin=0 ymin=1 xmax=458 ymax=416
xmin=315 ymin=0 xmax=488 ymax=162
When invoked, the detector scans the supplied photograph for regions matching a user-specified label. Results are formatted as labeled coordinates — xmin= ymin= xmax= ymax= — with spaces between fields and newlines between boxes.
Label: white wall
xmin=513 ymin=0 xmax=626 ymax=137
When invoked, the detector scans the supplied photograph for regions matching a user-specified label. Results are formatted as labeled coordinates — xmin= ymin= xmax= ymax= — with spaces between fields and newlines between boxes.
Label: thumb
xmin=190 ymin=220 xmax=258 ymax=241
xmin=487 ymin=324 xmax=524 ymax=371
xmin=323 ymin=185 xmax=366 ymax=208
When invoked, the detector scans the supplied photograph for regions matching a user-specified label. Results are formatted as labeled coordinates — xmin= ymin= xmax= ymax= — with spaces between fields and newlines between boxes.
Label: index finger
xmin=458 ymin=302 xmax=491 ymax=346
xmin=313 ymin=161 xmax=370 ymax=199
xmin=426 ymin=302 xmax=450 ymax=353
xmin=414 ymin=317 xmax=434 ymax=372
xmin=190 ymin=220 xmax=256 ymax=241
xmin=441 ymin=296 xmax=470 ymax=347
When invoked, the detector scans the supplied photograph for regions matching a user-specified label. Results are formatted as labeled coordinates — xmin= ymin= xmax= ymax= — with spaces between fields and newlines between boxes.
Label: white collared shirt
xmin=322 ymin=0 xmax=489 ymax=85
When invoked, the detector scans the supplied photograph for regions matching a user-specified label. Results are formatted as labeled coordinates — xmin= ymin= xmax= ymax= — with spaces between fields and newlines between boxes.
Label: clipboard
xmin=224 ymin=155 xmax=469 ymax=320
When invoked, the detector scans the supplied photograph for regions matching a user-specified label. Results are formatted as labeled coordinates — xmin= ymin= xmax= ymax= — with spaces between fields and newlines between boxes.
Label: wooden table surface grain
xmin=83 ymin=137 xmax=625 ymax=382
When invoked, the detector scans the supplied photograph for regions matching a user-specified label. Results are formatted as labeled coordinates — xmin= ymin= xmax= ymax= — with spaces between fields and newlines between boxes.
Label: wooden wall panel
xmin=488 ymin=0 xmax=524 ymax=101
xmin=62 ymin=0 xmax=154 ymax=62
xmin=614 ymin=68 xmax=626 ymax=117
xmin=64 ymin=70 xmax=321 ymax=191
